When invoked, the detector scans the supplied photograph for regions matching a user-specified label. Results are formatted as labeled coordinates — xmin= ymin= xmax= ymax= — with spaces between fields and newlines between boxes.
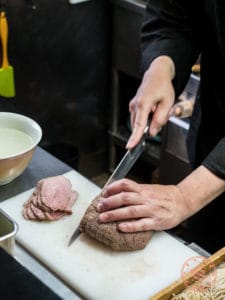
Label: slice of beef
xmin=22 ymin=175 xmax=78 ymax=222
xmin=26 ymin=206 xmax=37 ymax=220
xmin=22 ymin=195 xmax=34 ymax=219
xmin=69 ymin=191 xmax=78 ymax=209
xmin=44 ymin=211 xmax=66 ymax=221
xmin=31 ymin=193 xmax=41 ymax=208
xmin=36 ymin=176 xmax=75 ymax=212
xmin=30 ymin=202 xmax=47 ymax=221
xmin=23 ymin=194 xmax=33 ymax=208
xmin=22 ymin=208 xmax=29 ymax=220
xmin=80 ymin=195 xmax=154 ymax=251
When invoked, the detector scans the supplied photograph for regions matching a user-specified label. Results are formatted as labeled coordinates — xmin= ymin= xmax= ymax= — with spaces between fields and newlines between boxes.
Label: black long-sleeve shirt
xmin=141 ymin=0 xmax=225 ymax=180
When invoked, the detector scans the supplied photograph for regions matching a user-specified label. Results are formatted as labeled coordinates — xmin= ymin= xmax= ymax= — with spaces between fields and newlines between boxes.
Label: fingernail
xmin=101 ymin=189 xmax=107 ymax=197
xmin=99 ymin=213 xmax=108 ymax=222
xmin=126 ymin=138 xmax=134 ymax=149
xmin=97 ymin=202 xmax=103 ymax=212
xmin=119 ymin=223 xmax=129 ymax=231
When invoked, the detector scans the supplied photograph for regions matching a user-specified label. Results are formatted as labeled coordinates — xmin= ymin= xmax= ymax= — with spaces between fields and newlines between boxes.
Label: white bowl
xmin=0 ymin=112 xmax=42 ymax=185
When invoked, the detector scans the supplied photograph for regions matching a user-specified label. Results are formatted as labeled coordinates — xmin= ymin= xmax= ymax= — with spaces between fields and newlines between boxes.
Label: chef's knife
xmin=102 ymin=122 xmax=150 ymax=191
xmin=68 ymin=121 xmax=150 ymax=246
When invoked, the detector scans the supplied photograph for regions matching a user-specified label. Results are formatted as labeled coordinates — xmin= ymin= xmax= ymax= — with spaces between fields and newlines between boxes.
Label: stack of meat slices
xmin=22 ymin=175 xmax=78 ymax=221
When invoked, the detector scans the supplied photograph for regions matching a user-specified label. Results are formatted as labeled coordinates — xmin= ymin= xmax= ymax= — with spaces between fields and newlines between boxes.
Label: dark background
xmin=0 ymin=0 xmax=111 ymax=177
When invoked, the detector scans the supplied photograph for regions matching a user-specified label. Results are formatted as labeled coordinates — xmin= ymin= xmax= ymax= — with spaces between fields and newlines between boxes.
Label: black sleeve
xmin=141 ymin=0 xmax=201 ymax=97
xmin=202 ymin=138 xmax=225 ymax=180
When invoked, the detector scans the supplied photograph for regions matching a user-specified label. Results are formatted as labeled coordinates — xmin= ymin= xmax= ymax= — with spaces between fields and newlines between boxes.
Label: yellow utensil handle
xmin=0 ymin=12 xmax=9 ymax=69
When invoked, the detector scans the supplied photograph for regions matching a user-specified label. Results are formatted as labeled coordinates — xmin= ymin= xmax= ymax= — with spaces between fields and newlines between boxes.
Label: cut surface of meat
xmin=22 ymin=175 xmax=78 ymax=222
xmin=36 ymin=176 xmax=74 ymax=212
xmin=80 ymin=195 xmax=153 ymax=251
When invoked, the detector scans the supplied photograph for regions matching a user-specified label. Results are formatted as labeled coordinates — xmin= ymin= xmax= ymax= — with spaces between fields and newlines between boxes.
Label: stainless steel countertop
xmin=0 ymin=147 xmax=82 ymax=300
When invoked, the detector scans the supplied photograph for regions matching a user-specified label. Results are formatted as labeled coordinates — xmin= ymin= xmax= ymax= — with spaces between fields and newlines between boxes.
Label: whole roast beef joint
xmin=80 ymin=195 xmax=154 ymax=251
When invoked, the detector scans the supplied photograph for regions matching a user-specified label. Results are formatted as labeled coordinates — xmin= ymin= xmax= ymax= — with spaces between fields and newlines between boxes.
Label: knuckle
xmin=141 ymin=220 xmax=149 ymax=231
xmin=107 ymin=211 xmax=114 ymax=220
xmin=128 ymin=206 xmax=138 ymax=217
xmin=134 ymin=120 xmax=143 ymax=128
xmin=121 ymin=192 xmax=129 ymax=204
xmin=129 ymin=99 xmax=135 ymax=109
xmin=120 ymin=179 xmax=131 ymax=190
xmin=136 ymin=100 xmax=144 ymax=110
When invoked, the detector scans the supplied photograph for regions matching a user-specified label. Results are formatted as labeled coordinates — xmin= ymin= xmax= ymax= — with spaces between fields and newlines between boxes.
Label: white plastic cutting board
xmin=0 ymin=170 xmax=197 ymax=300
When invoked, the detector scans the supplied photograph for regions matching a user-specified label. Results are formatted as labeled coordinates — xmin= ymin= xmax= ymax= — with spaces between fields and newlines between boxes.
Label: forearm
xmin=177 ymin=166 xmax=225 ymax=216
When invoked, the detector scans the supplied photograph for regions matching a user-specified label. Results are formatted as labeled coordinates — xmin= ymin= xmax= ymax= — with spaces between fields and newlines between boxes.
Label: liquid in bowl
xmin=0 ymin=128 xmax=34 ymax=158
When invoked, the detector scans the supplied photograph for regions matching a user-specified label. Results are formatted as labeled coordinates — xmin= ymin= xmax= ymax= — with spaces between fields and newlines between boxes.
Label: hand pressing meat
xmin=22 ymin=175 xmax=78 ymax=221
xmin=79 ymin=195 xmax=153 ymax=251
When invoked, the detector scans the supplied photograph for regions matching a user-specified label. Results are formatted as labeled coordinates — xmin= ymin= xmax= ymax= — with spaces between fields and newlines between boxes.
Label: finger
xmin=126 ymin=108 xmax=149 ymax=149
xmin=152 ymin=104 xmax=157 ymax=113
xmin=129 ymin=99 xmax=136 ymax=129
xmin=102 ymin=178 xmax=141 ymax=197
xmin=149 ymin=103 xmax=170 ymax=136
xmin=129 ymin=98 xmax=135 ymax=114
xmin=172 ymin=105 xmax=182 ymax=117
xmin=97 ymin=192 xmax=143 ymax=212
xmin=99 ymin=204 xmax=149 ymax=223
xmin=168 ymin=106 xmax=175 ymax=117
xmin=118 ymin=218 xmax=155 ymax=232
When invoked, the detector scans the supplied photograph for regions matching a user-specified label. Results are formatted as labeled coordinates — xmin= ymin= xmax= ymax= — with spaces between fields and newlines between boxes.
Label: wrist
xmin=170 ymin=185 xmax=194 ymax=222
xmin=177 ymin=166 xmax=225 ymax=214
xmin=148 ymin=55 xmax=175 ymax=81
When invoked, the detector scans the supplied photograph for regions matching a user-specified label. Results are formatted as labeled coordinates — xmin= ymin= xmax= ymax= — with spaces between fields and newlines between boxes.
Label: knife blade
xmin=102 ymin=122 xmax=150 ymax=191
xmin=68 ymin=226 xmax=81 ymax=247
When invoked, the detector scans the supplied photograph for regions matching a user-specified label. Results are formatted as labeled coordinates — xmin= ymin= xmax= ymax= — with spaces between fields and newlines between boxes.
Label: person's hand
xmin=97 ymin=178 xmax=192 ymax=233
xmin=97 ymin=166 xmax=225 ymax=232
xmin=126 ymin=55 xmax=175 ymax=149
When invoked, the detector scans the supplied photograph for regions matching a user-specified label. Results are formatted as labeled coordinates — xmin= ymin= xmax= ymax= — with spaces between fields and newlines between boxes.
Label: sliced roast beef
xmin=36 ymin=176 xmax=74 ymax=212
xmin=22 ymin=175 xmax=78 ymax=221
xmin=30 ymin=202 xmax=46 ymax=221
